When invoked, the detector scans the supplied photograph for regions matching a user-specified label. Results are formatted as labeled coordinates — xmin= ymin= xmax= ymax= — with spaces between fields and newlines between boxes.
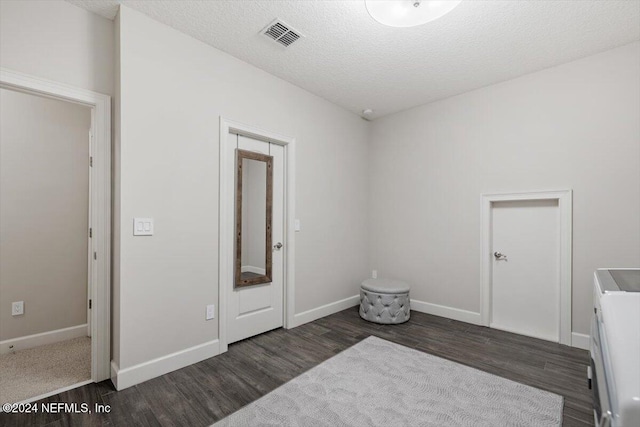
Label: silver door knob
xmin=274 ymin=242 xmax=283 ymax=250
xmin=494 ymin=252 xmax=507 ymax=260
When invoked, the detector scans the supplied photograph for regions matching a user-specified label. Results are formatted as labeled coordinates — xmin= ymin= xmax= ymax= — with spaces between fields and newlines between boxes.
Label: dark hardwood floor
xmin=0 ymin=307 xmax=593 ymax=426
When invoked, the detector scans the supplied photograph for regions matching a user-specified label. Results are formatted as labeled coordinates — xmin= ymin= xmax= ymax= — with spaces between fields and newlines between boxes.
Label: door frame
xmin=218 ymin=117 xmax=296 ymax=353
xmin=480 ymin=190 xmax=572 ymax=345
xmin=0 ymin=68 xmax=111 ymax=381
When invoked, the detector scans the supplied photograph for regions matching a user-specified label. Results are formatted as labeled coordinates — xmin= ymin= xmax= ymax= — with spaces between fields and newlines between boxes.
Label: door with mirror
xmin=226 ymin=133 xmax=284 ymax=344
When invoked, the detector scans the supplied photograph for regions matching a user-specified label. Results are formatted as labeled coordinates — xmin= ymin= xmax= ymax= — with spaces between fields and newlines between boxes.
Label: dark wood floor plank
xmin=135 ymin=375 xmax=212 ymax=427
xmin=564 ymin=404 xmax=595 ymax=425
xmin=50 ymin=382 xmax=113 ymax=427
xmin=0 ymin=381 xmax=115 ymax=427
xmin=562 ymin=414 xmax=594 ymax=427
xmin=188 ymin=359 xmax=263 ymax=418
xmin=41 ymin=418 xmax=75 ymax=427
xmin=229 ymin=339 xmax=303 ymax=383
xmin=317 ymin=328 xmax=365 ymax=348
xmin=99 ymin=386 xmax=160 ymax=427
xmin=183 ymin=360 xmax=256 ymax=418
xmin=478 ymin=327 xmax=588 ymax=361
xmin=162 ymin=364 xmax=233 ymax=422
xmin=0 ymin=396 xmax=62 ymax=427
xmin=216 ymin=351 xmax=282 ymax=395
xmin=0 ymin=306 xmax=594 ymax=426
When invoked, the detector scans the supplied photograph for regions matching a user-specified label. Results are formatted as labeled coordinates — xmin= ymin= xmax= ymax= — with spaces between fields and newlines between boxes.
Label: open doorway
xmin=0 ymin=69 xmax=111 ymax=404
xmin=0 ymin=87 xmax=92 ymax=403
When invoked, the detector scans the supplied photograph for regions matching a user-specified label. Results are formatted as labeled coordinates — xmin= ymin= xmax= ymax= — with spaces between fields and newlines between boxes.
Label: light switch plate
xmin=133 ymin=218 xmax=154 ymax=236
xmin=12 ymin=301 xmax=24 ymax=316
xmin=206 ymin=304 xmax=215 ymax=320
xmin=294 ymin=219 xmax=301 ymax=232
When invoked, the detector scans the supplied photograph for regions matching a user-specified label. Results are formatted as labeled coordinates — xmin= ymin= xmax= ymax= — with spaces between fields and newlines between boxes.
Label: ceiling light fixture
xmin=365 ymin=0 xmax=462 ymax=28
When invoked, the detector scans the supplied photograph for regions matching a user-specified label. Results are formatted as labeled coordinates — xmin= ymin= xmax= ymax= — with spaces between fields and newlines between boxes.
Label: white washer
xmin=591 ymin=269 xmax=640 ymax=427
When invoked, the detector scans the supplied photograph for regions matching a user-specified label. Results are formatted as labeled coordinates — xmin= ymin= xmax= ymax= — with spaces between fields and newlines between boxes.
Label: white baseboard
xmin=411 ymin=300 xmax=482 ymax=325
xmin=241 ymin=265 xmax=266 ymax=275
xmin=291 ymin=296 xmax=481 ymax=329
xmin=111 ymin=339 xmax=220 ymax=390
xmin=571 ymin=332 xmax=590 ymax=350
xmin=0 ymin=324 xmax=88 ymax=354
xmin=290 ymin=295 xmax=589 ymax=352
xmin=292 ymin=295 xmax=360 ymax=328
xmin=410 ymin=300 xmax=590 ymax=350
xmin=106 ymin=303 xmax=589 ymax=391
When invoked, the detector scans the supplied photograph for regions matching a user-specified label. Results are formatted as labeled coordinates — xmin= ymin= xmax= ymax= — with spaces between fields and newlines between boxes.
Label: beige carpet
xmin=0 ymin=336 xmax=91 ymax=404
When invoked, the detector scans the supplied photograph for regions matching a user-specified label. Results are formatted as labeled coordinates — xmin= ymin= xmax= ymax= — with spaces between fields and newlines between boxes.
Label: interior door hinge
xmin=90 ymin=156 xmax=93 ymax=167
xmin=89 ymin=228 xmax=92 ymax=238
xmin=94 ymin=252 xmax=97 ymax=260
xmin=89 ymin=299 xmax=92 ymax=309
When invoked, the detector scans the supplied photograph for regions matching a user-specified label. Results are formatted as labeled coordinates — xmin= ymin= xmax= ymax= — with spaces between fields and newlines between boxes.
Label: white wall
xmin=114 ymin=6 xmax=369 ymax=371
xmin=0 ymin=88 xmax=91 ymax=340
xmin=0 ymin=0 xmax=114 ymax=96
xmin=369 ymin=42 xmax=640 ymax=336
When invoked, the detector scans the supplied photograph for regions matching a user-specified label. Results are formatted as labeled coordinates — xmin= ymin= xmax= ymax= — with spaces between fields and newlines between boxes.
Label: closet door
xmin=491 ymin=199 xmax=560 ymax=342
xmin=226 ymin=133 xmax=284 ymax=344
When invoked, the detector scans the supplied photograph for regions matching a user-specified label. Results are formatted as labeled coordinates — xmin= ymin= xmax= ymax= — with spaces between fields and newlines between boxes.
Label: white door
xmin=226 ymin=133 xmax=284 ymax=344
xmin=491 ymin=199 xmax=560 ymax=342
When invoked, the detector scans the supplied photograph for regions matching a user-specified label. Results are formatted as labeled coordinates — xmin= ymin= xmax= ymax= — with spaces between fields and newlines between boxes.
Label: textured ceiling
xmin=67 ymin=0 xmax=640 ymax=119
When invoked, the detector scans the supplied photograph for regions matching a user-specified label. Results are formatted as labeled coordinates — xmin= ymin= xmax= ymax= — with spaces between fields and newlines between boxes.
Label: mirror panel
xmin=241 ymin=159 xmax=266 ymax=274
xmin=235 ymin=149 xmax=273 ymax=287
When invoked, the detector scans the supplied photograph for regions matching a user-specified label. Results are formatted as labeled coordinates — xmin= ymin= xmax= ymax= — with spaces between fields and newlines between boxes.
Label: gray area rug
xmin=214 ymin=336 xmax=562 ymax=426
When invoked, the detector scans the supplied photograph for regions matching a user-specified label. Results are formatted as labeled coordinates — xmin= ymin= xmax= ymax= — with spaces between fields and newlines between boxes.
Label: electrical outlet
xmin=12 ymin=301 xmax=24 ymax=316
xmin=372 ymin=270 xmax=377 ymax=279
xmin=206 ymin=304 xmax=215 ymax=320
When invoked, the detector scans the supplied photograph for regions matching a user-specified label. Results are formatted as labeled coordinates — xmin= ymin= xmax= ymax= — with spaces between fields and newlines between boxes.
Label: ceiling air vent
xmin=262 ymin=19 xmax=303 ymax=48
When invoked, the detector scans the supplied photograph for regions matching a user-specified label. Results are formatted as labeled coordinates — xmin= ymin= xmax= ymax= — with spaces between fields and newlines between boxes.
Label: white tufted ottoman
xmin=359 ymin=278 xmax=410 ymax=324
